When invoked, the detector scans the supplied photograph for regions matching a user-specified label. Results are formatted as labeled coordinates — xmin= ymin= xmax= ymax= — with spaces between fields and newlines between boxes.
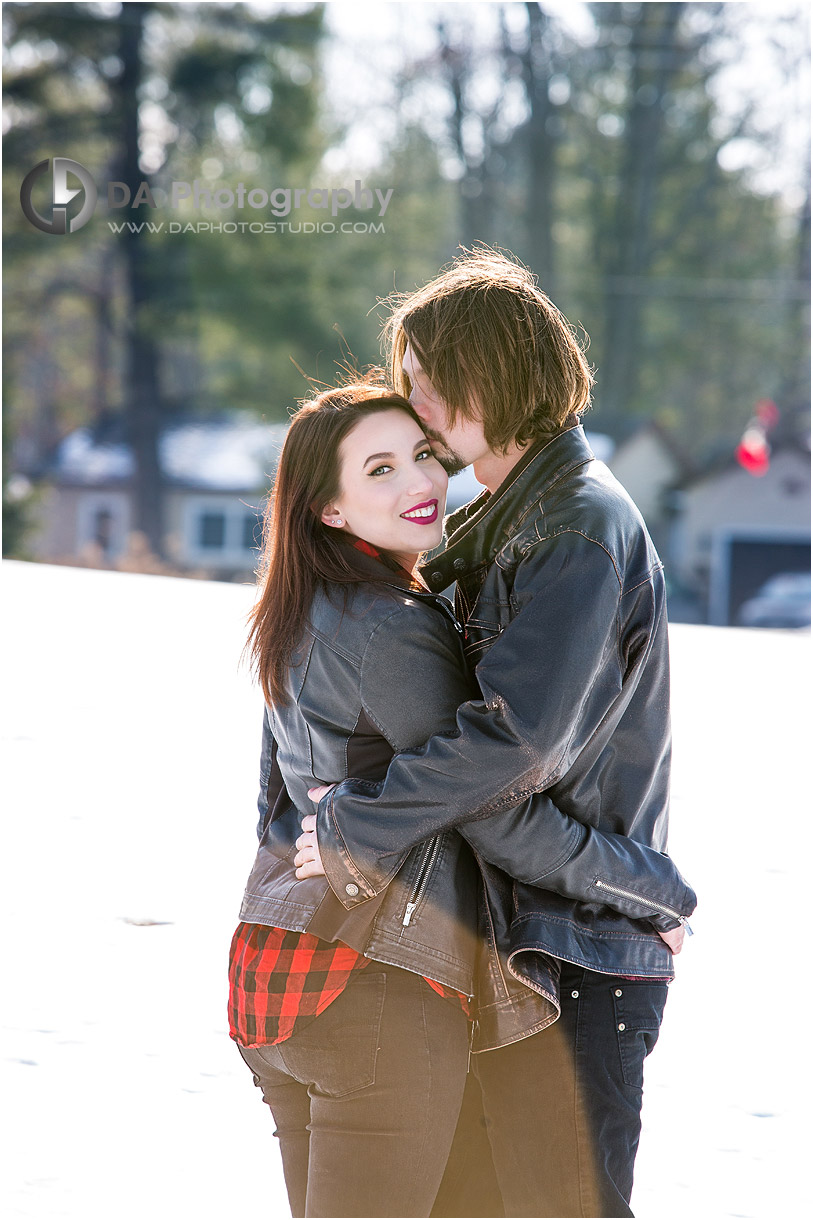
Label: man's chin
xmin=428 ymin=436 xmax=469 ymax=477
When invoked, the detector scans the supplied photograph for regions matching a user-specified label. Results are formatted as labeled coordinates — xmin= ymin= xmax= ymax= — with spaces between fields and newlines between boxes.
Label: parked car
xmin=736 ymin=571 xmax=811 ymax=629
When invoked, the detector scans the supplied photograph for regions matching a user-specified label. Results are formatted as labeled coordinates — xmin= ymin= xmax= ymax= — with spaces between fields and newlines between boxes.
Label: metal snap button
xmin=453 ymin=557 xmax=466 ymax=570
xmin=430 ymin=571 xmax=442 ymax=584
xmin=571 ymin=990 xmax=580 ymax=999
xmin=615 ymin=988 xmax=623 ymax=997
xmin=618 ymin=1022 xmax=626 ymax=1032
xmin=345 ymin=883 xmax=359 ymax=896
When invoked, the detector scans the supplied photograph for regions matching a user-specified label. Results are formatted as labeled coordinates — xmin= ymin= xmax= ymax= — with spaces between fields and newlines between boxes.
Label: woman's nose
xmin=407 ymin=464 xmax=435 ymax=495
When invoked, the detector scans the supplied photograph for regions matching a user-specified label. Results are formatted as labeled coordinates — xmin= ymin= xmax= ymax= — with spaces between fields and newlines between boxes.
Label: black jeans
xmin=237 ymin=961 xmax=470 ymax=1218
xmin=436 ymin=965 xmax=669 ymax=1218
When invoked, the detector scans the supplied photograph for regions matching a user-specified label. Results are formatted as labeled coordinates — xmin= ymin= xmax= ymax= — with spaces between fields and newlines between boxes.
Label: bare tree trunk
xmin=599 ymin=2 xmax=685 ymax=431
xmin=115 ymin=1 xmax=165 ymax=556
xmin=776 ymin=180 xmax=811 ymax=430
xmin=520 ymin=3 xmax=557 ymax=290
xmin=93 ymin=255 xmax=114 ymax=424
xmin=437 ymin=32 xmax=491 ymax=247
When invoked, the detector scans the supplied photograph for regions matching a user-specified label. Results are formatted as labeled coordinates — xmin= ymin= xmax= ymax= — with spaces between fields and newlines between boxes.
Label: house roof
xmin=51 ymin=418 xmax=290 ymax=492
xmin=609 ymin=420 xmax=695 ymax=481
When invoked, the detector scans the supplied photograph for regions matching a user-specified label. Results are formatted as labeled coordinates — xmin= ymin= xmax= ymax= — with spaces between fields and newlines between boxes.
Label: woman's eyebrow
xmin=363 ymin=441 xmax=426 ymax=466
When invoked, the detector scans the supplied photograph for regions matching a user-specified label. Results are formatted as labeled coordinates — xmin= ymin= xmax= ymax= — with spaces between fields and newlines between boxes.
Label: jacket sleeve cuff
xmin=316 ymin=780 xmax=390 ymax=909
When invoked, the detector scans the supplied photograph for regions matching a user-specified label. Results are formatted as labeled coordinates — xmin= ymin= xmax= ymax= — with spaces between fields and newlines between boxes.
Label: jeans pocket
xmin=279 ymin=969 xmax=388 ymax=1099
xmin=611 ymin=981 xmax=668 ymax=1091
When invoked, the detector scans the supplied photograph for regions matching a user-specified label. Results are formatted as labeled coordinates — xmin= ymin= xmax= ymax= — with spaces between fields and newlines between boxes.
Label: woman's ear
xmin=320 ymin=504 xmax=344 ymax=528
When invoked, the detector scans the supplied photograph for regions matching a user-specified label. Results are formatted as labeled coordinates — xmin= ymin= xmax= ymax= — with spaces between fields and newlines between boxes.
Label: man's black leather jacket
xmin=315 ymin=425 xmax=697 ymax=1050
xmin=239 ymin=544 xmax=692 ymax=1027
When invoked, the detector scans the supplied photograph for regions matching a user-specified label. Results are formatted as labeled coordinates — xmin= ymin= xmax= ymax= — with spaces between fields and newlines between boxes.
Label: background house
xmin=668 ymin=437 xmax=810 ymax=624
xmin=26 ymin=418 xmax=289 ymax=580
xmin=605 ymin=422 xmax=810 ymax=625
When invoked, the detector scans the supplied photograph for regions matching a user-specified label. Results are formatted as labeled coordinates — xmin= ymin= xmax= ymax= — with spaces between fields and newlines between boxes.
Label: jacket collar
xmin=338 ymin=536 xmax=425 ymax=593
xmin=419 ymin=423 xmax=594 ymax=592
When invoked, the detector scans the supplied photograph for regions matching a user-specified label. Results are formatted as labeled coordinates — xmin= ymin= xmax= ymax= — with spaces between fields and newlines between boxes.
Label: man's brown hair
xmin=384 ymin=247 xmax=594 ymax=452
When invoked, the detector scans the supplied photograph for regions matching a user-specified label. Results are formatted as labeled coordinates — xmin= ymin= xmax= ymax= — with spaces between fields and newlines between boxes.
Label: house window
xmin=183 ymin=499 xmax=263 ymax=567
xmin=93 ymin=508 xmax=114 ymax=554
xmin=199 ymin=511 xmax=226 ymax=549
xmin=77 ymin=493 xmax=129 ymax=558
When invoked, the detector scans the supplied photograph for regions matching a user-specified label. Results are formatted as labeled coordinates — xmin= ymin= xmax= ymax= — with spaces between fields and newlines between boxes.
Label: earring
xmin=334 ymin=517 xmax=343 ymax=527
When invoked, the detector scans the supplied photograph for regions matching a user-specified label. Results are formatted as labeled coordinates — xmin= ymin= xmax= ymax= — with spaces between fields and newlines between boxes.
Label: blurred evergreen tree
xmin=3 ymin=0 xmax=326 ymax=556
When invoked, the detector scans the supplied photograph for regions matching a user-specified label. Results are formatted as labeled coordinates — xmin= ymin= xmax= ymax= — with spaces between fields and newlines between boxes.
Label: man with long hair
xmin=300 ymin=247 xmax=693 ymax=1217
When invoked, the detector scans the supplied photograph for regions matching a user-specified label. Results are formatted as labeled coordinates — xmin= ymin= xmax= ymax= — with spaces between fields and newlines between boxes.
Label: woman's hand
xmin=295 ymin=814 xmax=325 ymax=879
xmin=295 ymin=785 xmax=338 ymax=878
xmin=657 ymin=925 xmax=685 ymax=955
xmin=307 ymin=784 xmax=335 ymax=803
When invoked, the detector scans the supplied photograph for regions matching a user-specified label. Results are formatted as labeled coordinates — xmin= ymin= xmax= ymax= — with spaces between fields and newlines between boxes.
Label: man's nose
xmin=410 ymin=397 xmax=432 ymax=422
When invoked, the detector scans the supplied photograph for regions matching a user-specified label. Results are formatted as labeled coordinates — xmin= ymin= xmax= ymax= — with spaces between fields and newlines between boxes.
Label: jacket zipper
xmin=594 ymin=878 xmax=694 ymax=935
xmin=402 ymin=836 xmax=443 ymax=926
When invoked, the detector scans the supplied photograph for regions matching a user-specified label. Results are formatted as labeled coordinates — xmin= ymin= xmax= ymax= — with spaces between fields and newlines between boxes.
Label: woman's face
xmin=322 ymin=408 xmax=448 ymax=569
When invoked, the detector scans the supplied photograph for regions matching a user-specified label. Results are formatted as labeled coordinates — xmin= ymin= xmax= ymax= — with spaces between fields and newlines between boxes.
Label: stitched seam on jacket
xmin=306 ymin=624 xmax=360 ymax=665
xmin=527 ymin=526 xmax=624 ymax=591
xmin=359 ymin=603 xmax=437 ymax=751
xmin=343 ymin=705 xmax=362 ymax=778
xmin=506 ymin=455 xmax=592 ymax=541
xmin=621 ymin=561 xmax=664 ymax=597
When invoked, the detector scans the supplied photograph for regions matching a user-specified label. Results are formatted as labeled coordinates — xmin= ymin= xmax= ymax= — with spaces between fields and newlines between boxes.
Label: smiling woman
xmin=319 ymin=407 xmax=447 ymax=568
xmin=244 ymin=375 xmax=449 ymax=710
xmin=231 ymin=374 xmax=480 ymax=1218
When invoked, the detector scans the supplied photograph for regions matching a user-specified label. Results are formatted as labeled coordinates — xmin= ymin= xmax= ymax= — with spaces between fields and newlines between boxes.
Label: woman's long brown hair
xmin=246 ymin=375 xmax=421 ymax=706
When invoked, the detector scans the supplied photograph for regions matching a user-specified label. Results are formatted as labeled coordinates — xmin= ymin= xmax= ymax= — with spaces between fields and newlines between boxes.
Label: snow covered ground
xmin=1 ymin=560 xmax=809 ymax=1220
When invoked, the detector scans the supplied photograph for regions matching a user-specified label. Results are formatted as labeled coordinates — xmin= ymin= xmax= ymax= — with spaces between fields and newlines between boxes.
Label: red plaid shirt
xmin=229 ymin=923 xmax=469 ymax=1047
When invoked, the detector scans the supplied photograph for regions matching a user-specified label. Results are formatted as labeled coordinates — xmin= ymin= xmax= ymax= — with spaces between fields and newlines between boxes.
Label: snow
xmin=1 ymin=559 xmax=810 ymax=1219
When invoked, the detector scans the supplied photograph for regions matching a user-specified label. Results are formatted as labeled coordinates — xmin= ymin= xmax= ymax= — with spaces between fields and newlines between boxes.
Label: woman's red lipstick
xmin=400 ymin=499 xmax=439 ymax=525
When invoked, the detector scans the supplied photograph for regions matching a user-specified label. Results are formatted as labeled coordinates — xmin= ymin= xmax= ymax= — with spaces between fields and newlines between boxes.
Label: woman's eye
xmin=416 ymin=448 xmax=433 ymax=462
xmin=369 ymin=464 xmax=392 ymax=477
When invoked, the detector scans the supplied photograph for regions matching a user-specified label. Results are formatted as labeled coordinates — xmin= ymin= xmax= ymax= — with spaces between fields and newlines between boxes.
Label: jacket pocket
xmin=611 ymin=981 xmax=668 ymax=1091
xmin=463 ymin=619 xmax=504 ymax=662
